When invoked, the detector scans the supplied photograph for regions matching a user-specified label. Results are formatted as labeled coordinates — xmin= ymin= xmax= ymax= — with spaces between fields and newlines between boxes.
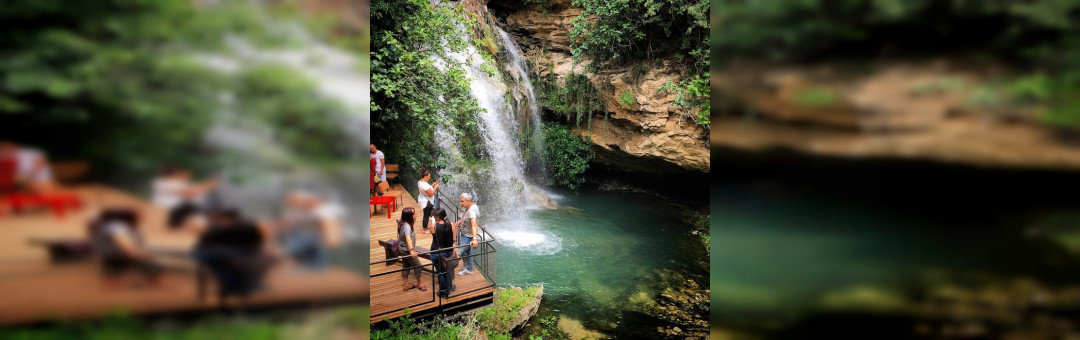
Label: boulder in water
xmin=523 ymin=186 xmax=559 ymax=209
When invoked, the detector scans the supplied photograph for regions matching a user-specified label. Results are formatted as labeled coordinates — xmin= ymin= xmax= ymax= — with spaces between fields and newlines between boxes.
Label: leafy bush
xmin=371 ymin=0 xmax=486 ymax=180
xmin=542 ymin=123 xmax=593 ymax=191
xmin=617 ymin=91 xmax=635 ymax=109
xmin=569 ymin=0 xmax=708 ymax=67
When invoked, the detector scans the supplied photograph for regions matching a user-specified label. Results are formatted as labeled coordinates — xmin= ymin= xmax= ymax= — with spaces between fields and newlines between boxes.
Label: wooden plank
xmin=368 ymin=185 xmax=494 ymax=323
xmin=0 ymin=185 xmax=368 ymax=325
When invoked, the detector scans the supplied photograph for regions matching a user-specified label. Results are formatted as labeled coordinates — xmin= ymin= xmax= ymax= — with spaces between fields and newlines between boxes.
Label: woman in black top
xmin=429 ymin=208 xmax=457 ymax=298
xmin=192 ymin=208 xmax=275 ymax=304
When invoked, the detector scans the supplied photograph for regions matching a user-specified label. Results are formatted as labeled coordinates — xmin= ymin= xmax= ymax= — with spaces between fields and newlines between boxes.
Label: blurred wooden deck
xmin=0 ymin=185 xmax=368 ymax=325
xmin=369 ymin=185 xmax=494 ymax=323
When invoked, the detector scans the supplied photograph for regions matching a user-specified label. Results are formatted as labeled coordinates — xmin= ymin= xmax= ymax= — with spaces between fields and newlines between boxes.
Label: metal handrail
xmin=369 ymin=226 xmax=496 ymax=265
xmin=434 ymin=188 xmax=461 ymax=221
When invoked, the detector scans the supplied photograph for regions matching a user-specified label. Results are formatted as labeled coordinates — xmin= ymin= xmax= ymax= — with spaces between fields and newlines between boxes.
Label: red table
xmin=370 ymin=195 xmax=396 ymax=219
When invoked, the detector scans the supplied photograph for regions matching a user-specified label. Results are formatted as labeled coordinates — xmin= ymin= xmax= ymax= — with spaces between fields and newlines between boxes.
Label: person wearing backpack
xmin=397 ymin=208 xmax=426 ymax=291
xmin=429 ymin=207 xmax=457 ymax=298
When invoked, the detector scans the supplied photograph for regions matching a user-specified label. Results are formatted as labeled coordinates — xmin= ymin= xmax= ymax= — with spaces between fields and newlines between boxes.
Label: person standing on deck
xmin=397 ymin=207 xmax=426 ymax=292
xmin=0 ymin=140 xmax=60 ymax=194
xmin=370 ymin=144 xmax=386 ymax=184
xmin=272 ymin=191 xmax=342 ymax=271
xmin=417 ymin=167 xmax=440 ymax=234
xmin=456 ymin=192 xmax=480 ymax=275
xmin=430 ymin=207 xmax=456 ymax=297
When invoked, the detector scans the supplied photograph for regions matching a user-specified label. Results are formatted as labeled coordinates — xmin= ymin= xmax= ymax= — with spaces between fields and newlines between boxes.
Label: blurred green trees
xmin=0 ymin=0 xmax=359 ymax=182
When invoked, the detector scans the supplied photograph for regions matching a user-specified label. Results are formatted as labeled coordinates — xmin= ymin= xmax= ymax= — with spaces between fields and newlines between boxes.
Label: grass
xmin=475 ymin=286 xmax=543 ymax=333
xmin=792 ymin=87 xmax=838 ymax=107
xmin=0 ymin=306 xmax=374 ymax=340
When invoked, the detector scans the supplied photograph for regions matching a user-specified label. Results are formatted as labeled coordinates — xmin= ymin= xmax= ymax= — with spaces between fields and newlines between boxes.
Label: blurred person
xmin=152 ymin=166 xmax=219 ymax=230
xmin=397 ymin=207 xmax=425 ymax=291
xmin=417 ymin=167 xmax=440 ymax=234
xmin=430 ymin=207 xmax=456 ymax=298
xmin=0 ymin=139 xmax=62 ymax=194
xmin=456 ymin=192 xmax=480 ymax=275
xmin=88 ymin=207 xmax=167 ymax=289
xmin=370 ymin=157 xmax=378 ymax=197
xmin=273 ymin=190 xmax=342 ymax=271
xmin=193 ymin=208 xmax=276 ymax=304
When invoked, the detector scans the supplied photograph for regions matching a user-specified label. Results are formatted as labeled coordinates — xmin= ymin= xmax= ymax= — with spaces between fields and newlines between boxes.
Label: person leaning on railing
xmin=455 ymin=192 xmax=479 ymax=275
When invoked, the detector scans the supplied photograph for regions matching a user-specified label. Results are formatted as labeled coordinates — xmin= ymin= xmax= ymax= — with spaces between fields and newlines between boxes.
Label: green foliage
xmin=617 ymin=90 xmax=635 ymax=109
xmin=532 ymin=316 xmax=569 ymax=340
xmin=538 ymin=72 xmax=605 ymax=127
xmin=475 ymin=286 xmax=543 ymax=333
xmin=569 ymin=0 xmax=708 ymax=67
xmin=542 ymin=123 xmax=593 ymax=191
xmin=0 ymin=0 xmax=361 ymax=182
xmin=0 ymin=0 xmax=227 ymax=179
xmin=658 ymin=60 xmax=711 ymax=127
xmin=372 ymin=0 xmax=486 ymax=179
xmin=792 ymin=87 xmax=839 ymax=108
xmin=233 ymin=64 xmax=352 ymax=162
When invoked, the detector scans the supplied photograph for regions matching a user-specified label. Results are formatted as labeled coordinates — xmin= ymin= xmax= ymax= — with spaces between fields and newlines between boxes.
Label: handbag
xmin=432 ymin=222 xmax=459 ymax=271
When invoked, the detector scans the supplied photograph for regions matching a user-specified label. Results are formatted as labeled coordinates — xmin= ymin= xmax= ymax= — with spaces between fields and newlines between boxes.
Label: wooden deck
xmin=0 ymin=185 xmax=368 ymax=325
xmin=369 ymin=185 xmax=494 ymax=323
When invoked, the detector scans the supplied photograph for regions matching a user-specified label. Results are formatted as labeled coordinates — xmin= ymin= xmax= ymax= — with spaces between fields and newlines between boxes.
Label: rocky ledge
xmin=713 ymin=59 xmax=1080 ymax=171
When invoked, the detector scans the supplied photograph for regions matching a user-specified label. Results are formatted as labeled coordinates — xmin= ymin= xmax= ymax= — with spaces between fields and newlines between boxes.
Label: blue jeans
xmin=280 ymin=232 xmax=327 ymax=270
xmin=458 ymin=233 xmax=474 ymax=272
xmin=429 ymin=250 xmax=455 ymax=296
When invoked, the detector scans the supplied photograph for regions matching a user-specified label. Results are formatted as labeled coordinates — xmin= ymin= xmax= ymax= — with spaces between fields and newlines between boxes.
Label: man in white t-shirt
xmin=152 ymin=167 xmax=219 ymax=230
xmin=0 ymin=140 xmax=57 ymax=194
xmin=417 ymin=167 xmax=440 ymax=234
xmin=370 ymin=144 xmax=386 ymax=183
xmin=455 ymin=192 xmax=480 ymax=275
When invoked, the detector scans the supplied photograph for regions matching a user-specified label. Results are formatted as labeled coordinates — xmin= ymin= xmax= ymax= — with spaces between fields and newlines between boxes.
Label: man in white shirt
xmin=152 ymin=167 xmax=219 ymax=230
xmin=0 ymin=140 xmax=57 ymax=194
xmin=456 ymin=192 xmax=480 ymax=275
xmin=370 ymin=144 xmax=386 ymax=184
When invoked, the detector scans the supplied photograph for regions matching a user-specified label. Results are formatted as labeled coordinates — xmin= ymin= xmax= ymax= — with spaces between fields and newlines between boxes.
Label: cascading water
xmin=189 ymin=3 xmax=369 ymax=260
xmin=429 ymin=22 xmax=561 ymax=255
xmin=497 ymin=27 xmax=546 ymax=179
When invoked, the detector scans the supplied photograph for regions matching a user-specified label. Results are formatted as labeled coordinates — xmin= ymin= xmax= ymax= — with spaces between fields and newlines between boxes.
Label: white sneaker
xmin=457 ymin=269 xmax=473 ymax=275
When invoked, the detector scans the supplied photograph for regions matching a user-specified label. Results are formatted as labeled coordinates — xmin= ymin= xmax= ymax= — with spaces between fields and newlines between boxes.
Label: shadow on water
xmin=711 ymin=146 xmax=1080 ymax=338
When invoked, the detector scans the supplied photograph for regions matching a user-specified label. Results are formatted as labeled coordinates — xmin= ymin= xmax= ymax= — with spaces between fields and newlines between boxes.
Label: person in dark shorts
xmin=88 ymin=208 xmax=166 ymax=289
xmin=429 ymin=208 xmax=457 ymax=298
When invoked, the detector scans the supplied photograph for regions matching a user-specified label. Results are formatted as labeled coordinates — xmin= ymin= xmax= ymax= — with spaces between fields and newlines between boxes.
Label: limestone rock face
xmin=712 ymin=60 xmax=1080 ymax=170
xmin=498 ymin=3 xmax=710 ymax=174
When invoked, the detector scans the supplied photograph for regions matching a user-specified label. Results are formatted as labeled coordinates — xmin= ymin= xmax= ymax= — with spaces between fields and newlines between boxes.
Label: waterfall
xmin=497 ymin=27 xmax=546 ymax=179
xmin=190 ymin=4 xmax=368 ymax=248
xmin=426 ymin=18 xmax=562 ymax=255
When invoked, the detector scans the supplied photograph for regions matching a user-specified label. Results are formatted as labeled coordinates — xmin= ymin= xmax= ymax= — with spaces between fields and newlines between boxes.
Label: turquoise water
xmin=710 ymin=178 xmax=1080 ymax=331
xmin=485 ymin=188 xmax=708 ymax=337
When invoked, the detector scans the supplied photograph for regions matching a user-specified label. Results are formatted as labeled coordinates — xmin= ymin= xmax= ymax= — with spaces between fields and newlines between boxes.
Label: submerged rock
xmin=557 ymin=316 xmax=608 ymax=340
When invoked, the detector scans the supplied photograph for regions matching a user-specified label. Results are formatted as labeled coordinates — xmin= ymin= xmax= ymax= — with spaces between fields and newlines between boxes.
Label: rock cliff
xmin=491 ymin=0 xmax=711 ymax=174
